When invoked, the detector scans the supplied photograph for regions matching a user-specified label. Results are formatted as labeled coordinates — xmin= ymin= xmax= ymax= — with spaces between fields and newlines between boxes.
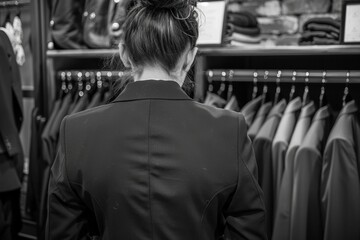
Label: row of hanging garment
xmin=204 ymin=69 xmax=360 ymax=240
xmin=0 ymin=0 xmax=27 ymax=66
xmin=26 ymin=70 xmax=127 ymax=237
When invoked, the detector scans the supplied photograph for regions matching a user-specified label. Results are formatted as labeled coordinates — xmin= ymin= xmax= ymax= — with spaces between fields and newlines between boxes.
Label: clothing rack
xmin=206 ymin=69 xmax=360 ymax=83
xmin=57 ymin=70 xmax=127 ymax=80
xmin=0 ymin=0 xmax=31 ymax=7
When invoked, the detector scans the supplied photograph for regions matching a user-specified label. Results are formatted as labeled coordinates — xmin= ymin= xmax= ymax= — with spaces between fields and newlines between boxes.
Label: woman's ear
xmin=183 ymin=47 xmax=198 ymax=72
xmin=119 ymin=43 xmax=132 ymax=68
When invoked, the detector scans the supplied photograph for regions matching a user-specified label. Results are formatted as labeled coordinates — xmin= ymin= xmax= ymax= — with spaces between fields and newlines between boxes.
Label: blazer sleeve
xmin=224 ymin=115 xmax=267 ymax=240
xmin=46 ymin=117 xmax=94 ymax=240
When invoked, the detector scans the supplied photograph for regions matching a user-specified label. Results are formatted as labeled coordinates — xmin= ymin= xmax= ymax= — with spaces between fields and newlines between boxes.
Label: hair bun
xmin=139 ymin=0 xmax=193 ymax=10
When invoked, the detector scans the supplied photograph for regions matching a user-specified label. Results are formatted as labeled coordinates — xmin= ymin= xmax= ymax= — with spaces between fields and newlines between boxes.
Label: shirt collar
xmin=313 ymin=105 xmax=330 ymax=121
xmin=267 ymin=99 xmax=287 ymax=118
xmin=284 ymin=97 xmax=302 ymax=114
xmin=112 ymin=80 xmax=192 ymax=102
xmin=256 ymin=102 xmax=273 ymax=117
xmin=299 ymin=101 xmax=316 ymax=118
xmin=339 ymin=100 xmax=358 ymax=116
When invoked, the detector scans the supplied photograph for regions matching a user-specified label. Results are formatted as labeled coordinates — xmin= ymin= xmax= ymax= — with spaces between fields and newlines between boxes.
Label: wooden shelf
xmin=47 ymin=45 xmax=360 ymax=58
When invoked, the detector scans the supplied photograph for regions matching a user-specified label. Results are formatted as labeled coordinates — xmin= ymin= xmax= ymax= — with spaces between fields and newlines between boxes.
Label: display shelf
xmin=47 ymin=49 xmax=119 ymax=58
xmin=198 ymin=45 xmax=360 ymax=56
xmin=47 ymin=45 xmax=360 ymax=58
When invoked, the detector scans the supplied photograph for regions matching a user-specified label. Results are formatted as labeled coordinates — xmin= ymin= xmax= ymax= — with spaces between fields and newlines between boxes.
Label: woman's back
xmin=46 ymin=1 xmax=267 ymax=239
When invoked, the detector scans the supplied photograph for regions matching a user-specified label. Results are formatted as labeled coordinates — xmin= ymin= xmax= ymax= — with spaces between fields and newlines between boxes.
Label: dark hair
xmin=122 ymin=0 xmax=199 ymax=73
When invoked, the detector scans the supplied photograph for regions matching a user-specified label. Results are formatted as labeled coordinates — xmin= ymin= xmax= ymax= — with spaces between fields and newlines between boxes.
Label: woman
xmin=46 ymin=0 xmax=267 ymax=239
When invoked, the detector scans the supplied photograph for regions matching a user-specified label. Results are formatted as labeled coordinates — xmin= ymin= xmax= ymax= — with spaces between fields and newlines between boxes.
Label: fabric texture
xmin=248 ymin=102 xmax=272 ymax=141
xmin=321 ymin=100 xmax=360 ymax=240
xmin=272 ymin=101 xmax=316 ymax=240
xmin=51 ymin=0 xmax=87 ymax=49
xmin=272 ymin=97 xmax=302 ymax=205
xmin=290 ymin=105 xmax=332 ymax=240
xmin=46 ymin=80 xmax=267 ymax=240
xmin=253 ymin=99 xmax=287 ymax=238
xmin=0 ymin=29 xmax=24 ymax=192
xmin=240 ymin=96 xmax=263 ymax=127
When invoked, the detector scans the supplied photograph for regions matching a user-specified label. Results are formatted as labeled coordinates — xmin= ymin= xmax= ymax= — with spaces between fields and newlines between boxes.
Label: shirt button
xmin=89 ymin=12 xmax=96 ymax=20
xmin=50 ymin=20 xmax=54 ymax=27
xmin=83 ymin=11 xmax=89 ymax=17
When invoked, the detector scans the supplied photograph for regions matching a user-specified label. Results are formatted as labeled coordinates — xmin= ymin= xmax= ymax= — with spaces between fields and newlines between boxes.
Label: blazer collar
xmin=339 ymin=100 xmax=358 ymax=116
xmin=113 ymin=80 xmax=192 ymax=102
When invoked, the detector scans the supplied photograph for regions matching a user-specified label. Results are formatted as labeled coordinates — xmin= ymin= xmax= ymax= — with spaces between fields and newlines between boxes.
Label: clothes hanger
xmin=342 ymin=71 xmax=353 ymax=107
xmin=319 ymin=71 xmax=328 ymax=108
xmin=252 ymin=71 xmax=258 ymax=100
xmin=217 ymin=71 xmax=227 ymax=98
xmin=302 ymin=71 xmax=310 ymax=107
xmin=226 ymin=70 xmax=234 ymax=101
xmin=207 ymin=70 xmax=214 ymax=93
xmin=66 ymin=71 xmax=74 ymax=95
xmin=289 ymin=71 xmax=296 ymax=101
xmin=59 ymin=71 xmax=68 ymax=99
xmin=76 ymin=71 xmax=85 ymax=98
xmin=96 ymin=71 xmax=103 ymax=92
xmin=274 ymin=70 xmax=282 ymax=104
xmin=261 ymin=70 xmax=269 ymax=105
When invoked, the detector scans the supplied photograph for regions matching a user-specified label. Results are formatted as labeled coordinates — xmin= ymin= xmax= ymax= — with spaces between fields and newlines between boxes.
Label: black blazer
xmin=0 ymin=29 xmax=24 ymax=192
xmin=46 ymin=80 xmax=267 ymax=240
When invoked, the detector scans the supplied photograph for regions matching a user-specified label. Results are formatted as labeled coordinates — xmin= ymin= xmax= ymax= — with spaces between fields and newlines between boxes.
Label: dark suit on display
xmin=0 ymin=29 xmax=24 ymax=192
xmin=46 ymin=80 xmax=267 ymax=240
xmin=0 ymin=28 xmax=24 ymax=240
xmin=321 ymin=100 xmax=360 ymax=240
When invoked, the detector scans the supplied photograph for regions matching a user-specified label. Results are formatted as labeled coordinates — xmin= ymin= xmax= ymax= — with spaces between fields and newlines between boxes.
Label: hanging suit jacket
xmin=321 ymin=100 xmax=360 ymax=240
xmin=26 ymin=108 xmax=46 ymax=219
xmin=46 ymin=80 xmax=267 ymax=240
xmin=272 ymin=101 xmax=315 ymax=240
xmin=0 ymin=29 xmax=24 ymax=192
xmin=240 ymin=95 xmax=263 ymax=127
xmin=290 ymin=105 xmax=332 ymax=240
xmin=248 ymin=101 xmax=272 ymax=141
xmin=272 ymin=97 xmax=302 ymax=204
xmin=224 ymin=96 xmax=240 ymax=112
xmin=51 ymin=0 xmax=87 ymax=49
xmin=253 ymin=99 xmax=287 ymax=238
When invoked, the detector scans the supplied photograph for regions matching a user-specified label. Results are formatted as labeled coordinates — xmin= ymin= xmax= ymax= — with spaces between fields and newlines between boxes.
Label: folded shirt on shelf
xmin=299 ymin=17 xmax=341 ymax=45
xmin=227 ymin=23 xmax=261 ymax=37
xmin=299 ymin=37 xmax=339 ymax=45
xmin=226 ymin=32 xmax=262 ymax=44
xmin=258 ymin=16 xmax=299 ymax=35
xmin=227 ymin=11 xmax=259 ymax=28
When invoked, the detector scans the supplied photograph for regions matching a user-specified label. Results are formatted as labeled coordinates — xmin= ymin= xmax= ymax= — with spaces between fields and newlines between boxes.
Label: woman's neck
xmin=133 ymin=66 xmax=184 ymax=86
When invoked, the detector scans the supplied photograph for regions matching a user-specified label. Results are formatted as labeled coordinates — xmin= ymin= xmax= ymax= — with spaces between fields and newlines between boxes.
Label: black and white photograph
xmin=0 ymin=0 xmax=360 ymax=239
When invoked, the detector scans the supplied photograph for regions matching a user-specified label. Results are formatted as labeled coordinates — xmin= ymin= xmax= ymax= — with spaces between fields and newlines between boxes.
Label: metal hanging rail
xmin=206 ymin=69 xmax=360 ymax=83
xmin=0 ymin=0 xmax=31 ymax=7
